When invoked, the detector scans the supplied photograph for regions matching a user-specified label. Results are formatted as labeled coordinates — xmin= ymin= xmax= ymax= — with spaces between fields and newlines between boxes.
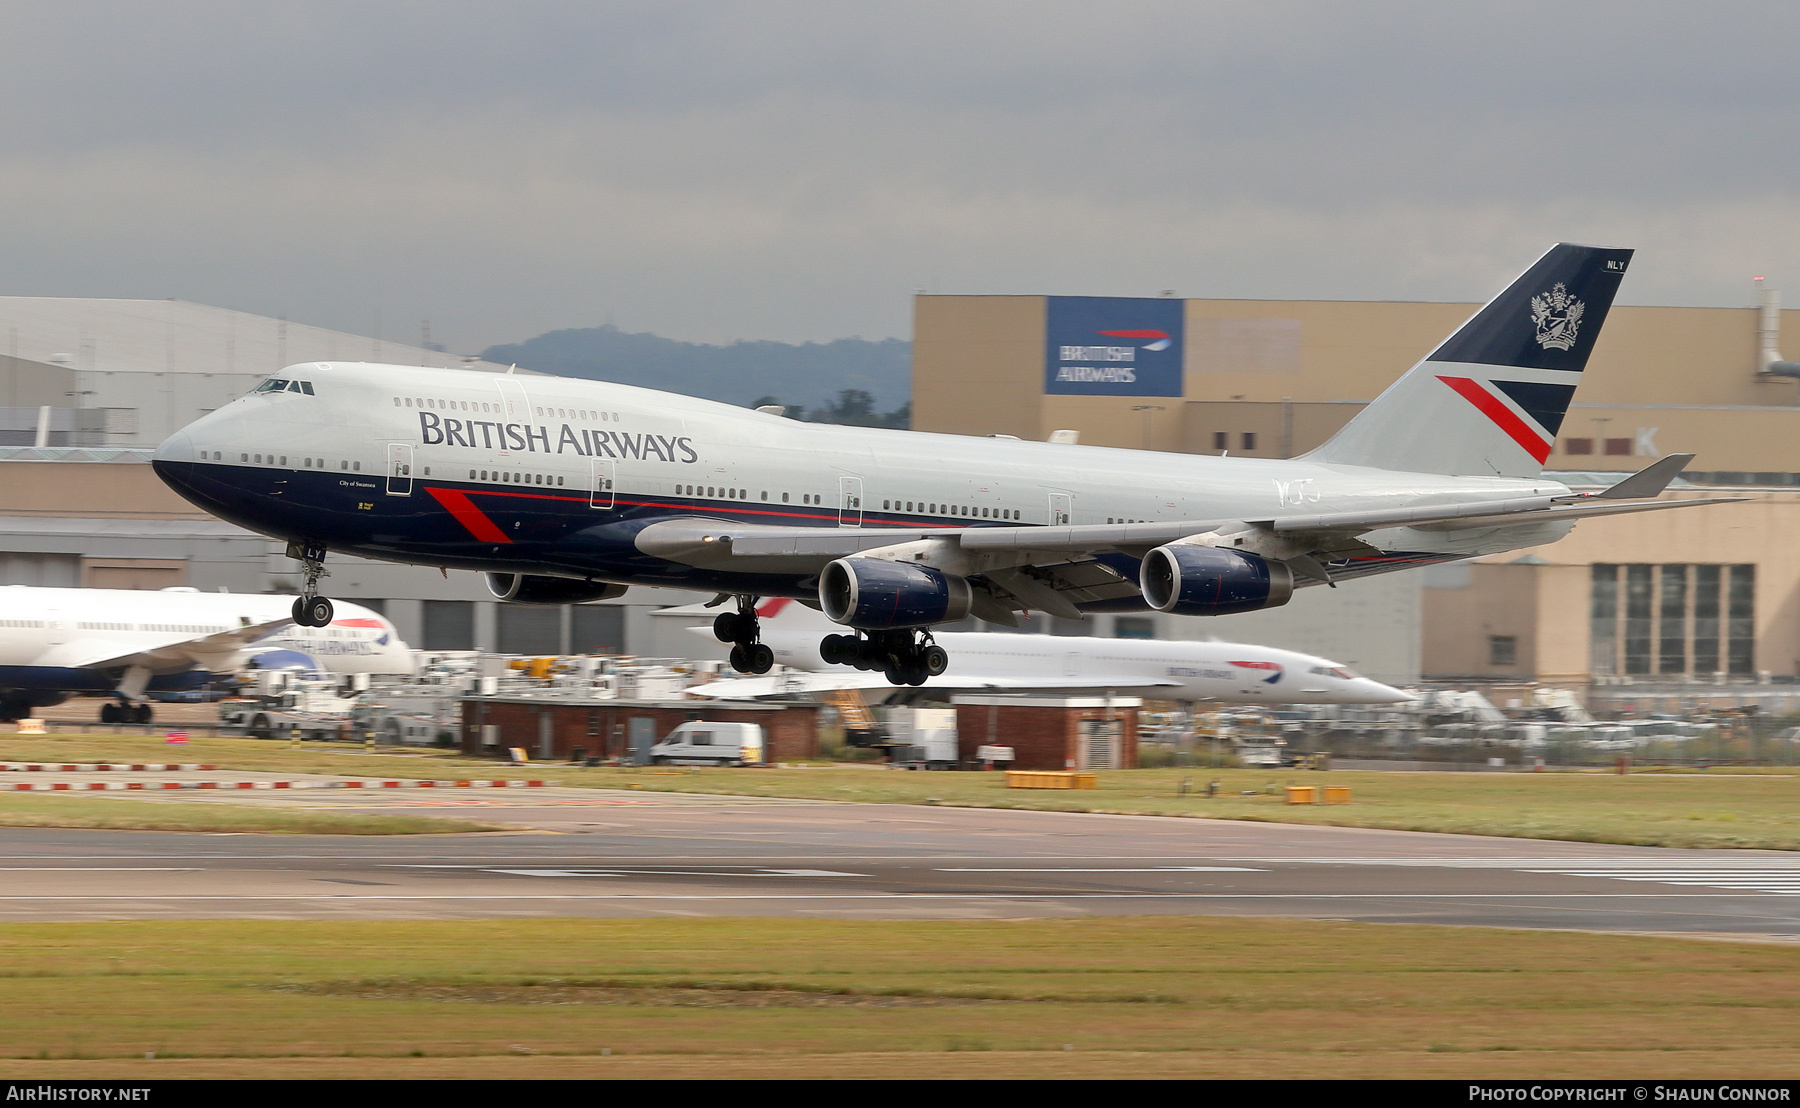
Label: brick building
xmin=460 ymin=695 xmax=820 ymax=763
xmin=951 ymin=695 xmax=1140 ymax=771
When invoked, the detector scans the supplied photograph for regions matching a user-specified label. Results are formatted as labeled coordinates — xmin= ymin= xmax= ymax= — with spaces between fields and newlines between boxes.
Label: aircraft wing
xmin=32 ymin=617 xmax=296 ymax=672
xmin=636 ymin=455 xmax=1743 ymax=621
xmin=689 ymin=670 xmax=1181 ymax=699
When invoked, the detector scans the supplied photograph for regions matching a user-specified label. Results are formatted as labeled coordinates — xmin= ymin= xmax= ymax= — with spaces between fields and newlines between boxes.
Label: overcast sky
xmin=2 ymin=1 xmax=1798 ymax=352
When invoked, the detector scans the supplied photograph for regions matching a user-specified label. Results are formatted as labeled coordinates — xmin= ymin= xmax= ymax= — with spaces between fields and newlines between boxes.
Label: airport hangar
xmin=6 ymin=289 xmax=1800 ymax=703
xmin=913 ymin=288 xmax=1800 ymax=707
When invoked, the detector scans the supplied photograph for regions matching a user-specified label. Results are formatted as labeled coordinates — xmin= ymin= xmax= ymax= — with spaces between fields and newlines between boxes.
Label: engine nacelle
xmin=485 ymin=573 xmax=629 ymax=605
xmin=818 ymin=558 xmax=972 ymax=629
xmin=1139 ymin=545 xmax=1294 ymax=616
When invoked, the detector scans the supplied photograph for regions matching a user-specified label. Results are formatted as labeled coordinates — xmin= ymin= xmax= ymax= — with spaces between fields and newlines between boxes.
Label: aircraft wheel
xmin=922 ymin=645 xmax=949 ymax=676
xmin=250 ymin=713 xmax=273 ymax=741
xmin=99 ymin=702 xmax=117 ymax=724
xmin=291 ymin=596 xmax=309 ymax=625
xmin=134 ymin=704 xmax=153 ymax=724
xmin=747 ymin=643 xmax=774 ymax=675
xmin=728 ymin=643 xmax=752 ymax=673
xmin=713 ymin=612 xmax=742 ymax=643
xmin=304 ymin=596 xmax=334 ymax=627
xmin=882 ymin=666 xmax=904 ymax=686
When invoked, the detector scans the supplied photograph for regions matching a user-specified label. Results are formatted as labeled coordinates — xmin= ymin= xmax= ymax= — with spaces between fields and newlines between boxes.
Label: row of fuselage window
xmin=209 ymin=451 xmax=365 ymax=472
xmin=882 ymin=500 xmax=1020 ymax=521
xmin=397 ymin=396 xmax=623 ymax=423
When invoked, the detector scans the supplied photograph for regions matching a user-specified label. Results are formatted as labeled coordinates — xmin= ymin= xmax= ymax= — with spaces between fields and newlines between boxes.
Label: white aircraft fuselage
xmin=757 ymin=628 xmax=1409 ymax=704
xmin=0 ymin=586 xmax=411 ymax=715
xmin=151 ymin=362 xmax=1572 ymax=594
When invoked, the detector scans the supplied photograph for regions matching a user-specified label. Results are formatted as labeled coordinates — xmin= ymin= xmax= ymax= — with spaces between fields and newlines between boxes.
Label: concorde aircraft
xmin=684 ymin=598 xmax=1410 ymax=704
xmin=0 ymin=586 xmax=412 ymax=722
xmin=151 ymin=244 xmax=1738 ymax=687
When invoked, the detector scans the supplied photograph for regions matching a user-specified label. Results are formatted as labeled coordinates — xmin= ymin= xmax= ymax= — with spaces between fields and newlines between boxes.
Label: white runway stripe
xmin=1532 ymin=868 xmax=1800 ymax=894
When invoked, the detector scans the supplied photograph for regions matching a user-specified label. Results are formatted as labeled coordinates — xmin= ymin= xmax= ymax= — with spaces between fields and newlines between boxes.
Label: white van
xmin=649 ymin=721 xmax=765 ymax=766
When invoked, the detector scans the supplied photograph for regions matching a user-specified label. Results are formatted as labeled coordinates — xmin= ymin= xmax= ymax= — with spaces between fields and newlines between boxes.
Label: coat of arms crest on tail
xmin=1530 ymin=283 xmax=1584 ymax=350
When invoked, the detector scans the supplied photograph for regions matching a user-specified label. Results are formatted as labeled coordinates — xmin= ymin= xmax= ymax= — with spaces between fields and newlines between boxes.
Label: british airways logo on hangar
xmin=1045 ymin=297 xmax=1184 ymax=397
xmin=1099 ymin=328 xmax=1173 ymax=352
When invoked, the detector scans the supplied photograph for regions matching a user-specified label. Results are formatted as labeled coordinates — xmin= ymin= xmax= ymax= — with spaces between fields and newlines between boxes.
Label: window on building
xmin=1114 ymin=616 xmax=1155 ymax=639
xmin=1624 ymin=564 xmax=1653 ymax=674
xmin=572 ymin=603 xmax=625 ymax=655
xmin=422 ymin=600 xmax=474 ymax=650
xmin=1728 ymin=564 xmax=1756 ymax=674
xmin=1563 ymin=438 xmax=1594 ymax=455
xmin=1659 ymin=564 xmax=1689 ymax=675
xmin=1212 ymin=431 xmax=1228 ymax=451
xmin=498 ymin=604 xmax=560 ymax=655
xmin=1604 ymin=438 xmax=1631 ymax=456
xmin=1591 ymin=562 xmax=1754 ymax=679
xmin=1488 ymin=635 xmax=1517 ymax=667
xmin=1241 ymin=432 xmax=1257 ymax=451
xmin=1694 ymin=564 xmax=1721 ymax=674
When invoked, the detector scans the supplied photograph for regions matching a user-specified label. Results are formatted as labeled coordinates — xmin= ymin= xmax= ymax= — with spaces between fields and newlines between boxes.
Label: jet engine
xmin=818 ymin=558 xmax=972 ymax=629
xmin=485 ymin=573 xmax=629 ymax=605
xmin=1139 ymin=545 xmax=1294 ymax=616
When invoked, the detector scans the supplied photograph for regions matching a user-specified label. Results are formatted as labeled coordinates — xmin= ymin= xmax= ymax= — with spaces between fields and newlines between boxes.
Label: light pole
xmin=1131 ymin=404 xmax=1166 ymax=449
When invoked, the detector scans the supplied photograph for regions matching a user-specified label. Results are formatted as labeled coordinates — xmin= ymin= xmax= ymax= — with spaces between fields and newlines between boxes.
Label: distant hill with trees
xmin=481 ymin=325 xmax=911 ymax=427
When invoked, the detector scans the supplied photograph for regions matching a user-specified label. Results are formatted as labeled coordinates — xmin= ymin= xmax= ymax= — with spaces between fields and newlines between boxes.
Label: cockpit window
xmin=1309 ymin=665 xmax=1359 ymax=680
xmin=294 ymin=380 xmax=313 ymax=394
xmin=255 ymin=379 xmax=290 ymax=393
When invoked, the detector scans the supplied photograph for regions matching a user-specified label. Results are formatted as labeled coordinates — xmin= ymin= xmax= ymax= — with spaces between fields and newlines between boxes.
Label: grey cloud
xmin=0 ymin=2 xmax=1798 ymax=352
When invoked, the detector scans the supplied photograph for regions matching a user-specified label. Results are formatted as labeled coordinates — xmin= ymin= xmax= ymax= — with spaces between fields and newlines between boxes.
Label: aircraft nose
xmin=1353 ymin=679 xmax=1412 ymax=704
xmin=154 ymin=429 xmax=195 ymax=463
xmin=151 ymin=430 xmax=196 ymax=491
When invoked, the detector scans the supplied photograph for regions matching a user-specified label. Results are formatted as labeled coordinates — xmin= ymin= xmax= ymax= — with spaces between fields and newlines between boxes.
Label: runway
xmin=3 ymin=792 xmax=1799 ymax=935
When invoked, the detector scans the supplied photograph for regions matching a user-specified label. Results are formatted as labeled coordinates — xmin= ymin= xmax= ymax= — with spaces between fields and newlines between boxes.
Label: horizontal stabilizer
xmin=1585 ymin=453 xmax=1695 ymax=500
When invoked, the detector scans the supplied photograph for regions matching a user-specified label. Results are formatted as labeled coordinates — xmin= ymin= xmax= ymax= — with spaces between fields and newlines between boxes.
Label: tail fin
xmin=1306 ymin=243 xmax=1632 ymax=478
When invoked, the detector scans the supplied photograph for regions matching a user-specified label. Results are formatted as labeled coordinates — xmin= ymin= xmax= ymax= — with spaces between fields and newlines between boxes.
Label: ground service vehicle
xmin=648 ymin=721 xmax=764 ymax=766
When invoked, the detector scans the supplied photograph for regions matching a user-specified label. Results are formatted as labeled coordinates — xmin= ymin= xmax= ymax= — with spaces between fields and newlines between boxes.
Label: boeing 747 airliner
xmin=151 ymin=244 xmax=1737 ymax=686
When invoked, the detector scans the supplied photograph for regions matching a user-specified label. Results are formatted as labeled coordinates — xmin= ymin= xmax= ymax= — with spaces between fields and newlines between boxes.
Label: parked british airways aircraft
xmin=0 ymin=586 xmax=412 ymax=722
xmin=152 ymin=244 xmax=1735 ymax=686
xmin=685 ymin=599 xmax=1409 ymax=704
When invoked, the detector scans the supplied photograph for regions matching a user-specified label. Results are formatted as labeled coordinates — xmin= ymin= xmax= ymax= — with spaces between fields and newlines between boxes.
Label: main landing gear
xmin=819 ymin=630 xmax=948 ymax=687
xmin=287 ymin=542 xmax=335 ymax=628
xmin=714 ymin=596 xmax=773 ymax=675
xmin=99 ymin=701 xmax=153 ymax=724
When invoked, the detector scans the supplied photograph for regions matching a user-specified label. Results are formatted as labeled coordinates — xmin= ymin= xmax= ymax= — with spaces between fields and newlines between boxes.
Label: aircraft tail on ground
xmin=1305 ymin=243 xmax=1633 ymax=479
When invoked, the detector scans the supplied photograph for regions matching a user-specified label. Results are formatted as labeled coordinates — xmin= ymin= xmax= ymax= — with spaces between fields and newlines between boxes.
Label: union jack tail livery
xmin=1306 ymin=243 xmax=1632 ymax=479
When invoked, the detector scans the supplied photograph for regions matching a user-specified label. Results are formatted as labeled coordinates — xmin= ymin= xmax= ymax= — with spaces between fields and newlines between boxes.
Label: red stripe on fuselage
xmin=1435 ymin=376 xmax=1552 ymax=464
xmin=425 ymin=486 xmax=513 ymax=543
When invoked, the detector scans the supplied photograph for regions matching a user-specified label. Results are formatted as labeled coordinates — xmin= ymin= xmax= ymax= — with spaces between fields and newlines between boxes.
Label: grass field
xmin=0 ymin=916 xmax=1795 ymax=1079
xmin=4 ymin=731 xmax=1800 ymax=848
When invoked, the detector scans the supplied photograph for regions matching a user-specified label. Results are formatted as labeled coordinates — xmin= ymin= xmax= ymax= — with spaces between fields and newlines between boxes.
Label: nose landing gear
xmin=714 ymin=596 xmax=773 ymax=674
xmin=286 ymin=542 xmax=334 ymax=628
xmin=819 ymin=630 xmax=948 ymax=686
